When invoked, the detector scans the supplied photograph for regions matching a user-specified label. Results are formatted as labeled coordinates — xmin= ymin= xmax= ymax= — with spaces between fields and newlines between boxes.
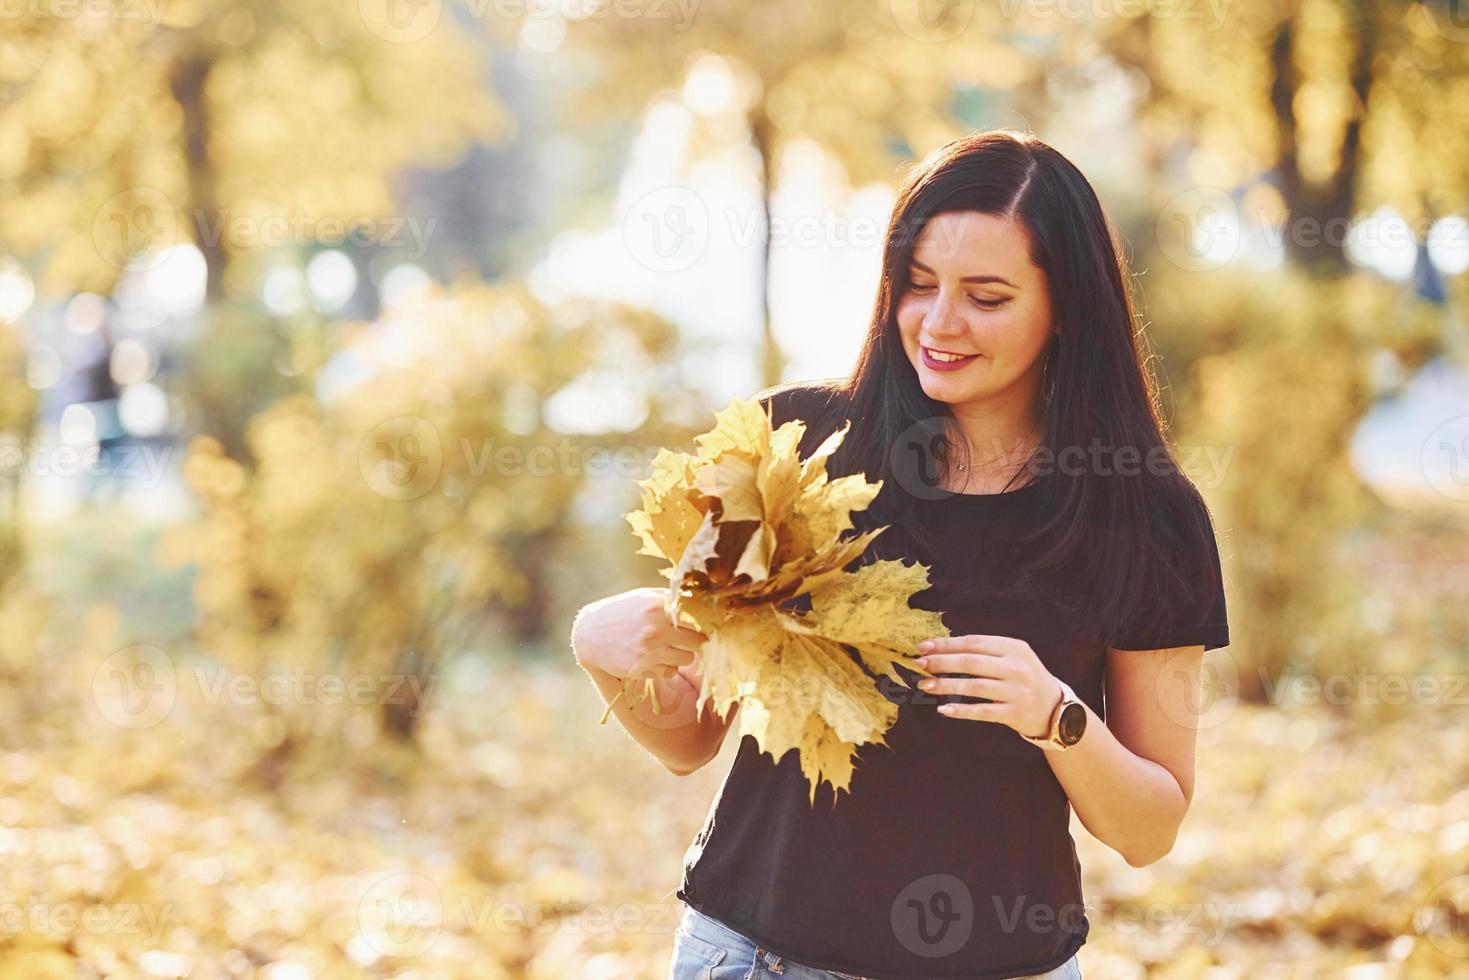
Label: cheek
xmin=895 ymin=298 xmax=931 ymax=345
xmin=895 ymin=294 xmax=923 ymax=329
xmin=986 ymin=303 xmax=1050 ymax=357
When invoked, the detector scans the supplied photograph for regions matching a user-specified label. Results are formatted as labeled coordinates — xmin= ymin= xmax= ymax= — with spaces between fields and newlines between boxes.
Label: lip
xmin=921 ymin=345 xmax=981 ymax=372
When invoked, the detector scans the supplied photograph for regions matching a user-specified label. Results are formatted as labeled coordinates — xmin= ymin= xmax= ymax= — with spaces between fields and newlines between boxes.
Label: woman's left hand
xmin=913 ymin=634 xmax=1063 ymax=739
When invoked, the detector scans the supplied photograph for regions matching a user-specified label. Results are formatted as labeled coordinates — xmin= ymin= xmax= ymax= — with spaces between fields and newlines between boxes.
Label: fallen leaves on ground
xmin=2 ymin=649 xmax=1467 ymax=978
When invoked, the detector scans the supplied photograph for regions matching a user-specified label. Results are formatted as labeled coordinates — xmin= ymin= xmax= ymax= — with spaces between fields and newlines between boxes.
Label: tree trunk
xmin=1268 ymin=3 xmax=1375 ymax=277
xmin=750 ymin=105 xmax=784 ymax=390
xmin=382 ymin=647 xmax=436 ymax=741
xmin=0 ymin=340 xmax=35 ymax=592
xmin=503 ymin=532 xmax=552 ymax=645
xmin=169 ymin=53 xmax=228 ymax=301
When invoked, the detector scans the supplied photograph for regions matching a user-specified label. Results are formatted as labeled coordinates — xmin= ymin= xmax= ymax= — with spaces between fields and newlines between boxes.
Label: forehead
xmin=909 ymin=211 xmax=1037 ymax=278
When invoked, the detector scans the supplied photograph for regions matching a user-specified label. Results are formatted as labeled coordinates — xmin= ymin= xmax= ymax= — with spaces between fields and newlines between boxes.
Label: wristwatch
xmin=1022 ymin=679 xmax=1087 ymax=751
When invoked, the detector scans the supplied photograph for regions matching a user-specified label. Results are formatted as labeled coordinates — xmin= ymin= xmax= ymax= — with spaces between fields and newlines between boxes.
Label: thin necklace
xmin=954 ymin=419 xmax=1043 ymax=472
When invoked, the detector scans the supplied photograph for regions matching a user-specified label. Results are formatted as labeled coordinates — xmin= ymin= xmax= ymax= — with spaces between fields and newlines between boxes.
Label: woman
xmin=571 ymin=130 xmax=1230 ymax=980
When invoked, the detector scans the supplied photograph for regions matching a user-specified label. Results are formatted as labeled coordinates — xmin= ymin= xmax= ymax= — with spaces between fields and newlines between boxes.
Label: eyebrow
xmin=908 ymin=258 xmax=1017 ymax=289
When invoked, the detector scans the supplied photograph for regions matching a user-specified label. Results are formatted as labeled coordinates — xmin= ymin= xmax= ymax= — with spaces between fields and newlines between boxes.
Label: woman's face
xmin=895 ymin=210 xmax=1055 ymax=410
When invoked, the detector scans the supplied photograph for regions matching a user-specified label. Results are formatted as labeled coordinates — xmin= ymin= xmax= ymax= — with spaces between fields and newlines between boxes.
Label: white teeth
xmin=926 ymin=348 xmax=972 ymax=362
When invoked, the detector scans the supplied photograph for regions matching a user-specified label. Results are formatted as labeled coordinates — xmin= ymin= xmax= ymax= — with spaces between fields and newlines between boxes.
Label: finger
xmin=630 ymin=661 xmax=679 ymax=681
xmin=915 ymin=652 xmax=1005 ymax=677
xmin=662 ymin=626 xmax=710 ymax=653
xmin=917 ymin=675 xmax=1009 ymax=700
xmin=646 ymin=645 xmax=697 ymax=668
xmin=917 ymin=634 xmax=1008 ymax=655
xmin=935 ymin=701 xmax=1008 ymax=723
xmin=633 ymin=644 xmax=693 ymax=669
xmin=904 ymin=658 xmax=936 ymax=679
xmin=633 ymin=651 xmax=695 ymax=682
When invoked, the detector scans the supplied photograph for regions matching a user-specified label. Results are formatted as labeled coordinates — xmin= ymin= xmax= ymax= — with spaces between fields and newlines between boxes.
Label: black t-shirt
xmin=674 ymin=381 xmax=1230 ymax=979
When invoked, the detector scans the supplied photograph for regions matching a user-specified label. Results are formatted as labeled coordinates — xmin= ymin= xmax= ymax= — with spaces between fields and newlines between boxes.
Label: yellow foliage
xmin=158 ymin=282 xmax=687 ymax=745
xmin=0 ymin=8 xmax=503 ymax=294
xmin=624 ymin=397 xmax=949 ymax=803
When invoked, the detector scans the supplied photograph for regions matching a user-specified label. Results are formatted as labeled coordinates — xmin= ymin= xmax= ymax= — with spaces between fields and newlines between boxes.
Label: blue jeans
xmin=668 ymin=902 xmax=1083 ymax=980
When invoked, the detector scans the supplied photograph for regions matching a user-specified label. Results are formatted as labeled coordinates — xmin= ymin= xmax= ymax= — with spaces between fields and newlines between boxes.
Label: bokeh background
xmin=1 ymin=1 xmax=1468 ymax=977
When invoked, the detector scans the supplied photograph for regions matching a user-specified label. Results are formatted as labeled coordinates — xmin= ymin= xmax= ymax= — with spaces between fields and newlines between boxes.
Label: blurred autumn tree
xmin=0 ymin=2 xmax=511 ymax=467
xmin=0 ymin=4 xmax=510 ymax=624
xmin=157 ymin=280 xmax=695 ymax=766
xmin=1 ymin=0 xmax=1460 ymax=710
xmin=0 ymin=3 xmax=504 ymax=298
xmin=1104 ymin=1 xmax=1469 ymax=696
xmin=552 ymin=0 xmax=1056 ymax=389
xmin=550 ymin=0 xmax=1469 ymax=696
xmin=1147 ymin=266 xmax=1439 ymax=701
xmin=1099 ymin=0 xmax=1469 ymax=273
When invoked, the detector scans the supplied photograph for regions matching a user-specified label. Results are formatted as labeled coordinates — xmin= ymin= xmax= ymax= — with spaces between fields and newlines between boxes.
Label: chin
xmin=918 ymin=379 xmax=974 ymax=404
xmin=916 ymin=364 xmax=983 ymax=391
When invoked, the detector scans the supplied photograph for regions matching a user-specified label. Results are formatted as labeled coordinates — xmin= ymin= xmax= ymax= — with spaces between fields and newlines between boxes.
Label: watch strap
xmin=1023 ymin=679 xmax=1078 ymax=750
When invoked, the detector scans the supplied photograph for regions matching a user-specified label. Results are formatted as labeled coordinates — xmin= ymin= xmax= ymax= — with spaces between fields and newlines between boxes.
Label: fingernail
xmin=915 ymin=657 xmax=929 ymax=668
xmin=918 ymin=641 xmax=933 ymax=652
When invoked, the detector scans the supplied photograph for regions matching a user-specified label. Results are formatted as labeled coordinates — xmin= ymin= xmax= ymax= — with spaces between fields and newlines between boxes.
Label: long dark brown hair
xmin=763 ymin=129 xmax=1223 ymax=649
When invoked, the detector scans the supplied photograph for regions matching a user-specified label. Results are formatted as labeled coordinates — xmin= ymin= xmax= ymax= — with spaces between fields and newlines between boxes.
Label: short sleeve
xmin=753 ymin=379 xmax=846 ymax=459
xmin=755 ymin=384 xmax=800 ymax=429
xmin=1107 ymin=498 xmax=1231 ymax=652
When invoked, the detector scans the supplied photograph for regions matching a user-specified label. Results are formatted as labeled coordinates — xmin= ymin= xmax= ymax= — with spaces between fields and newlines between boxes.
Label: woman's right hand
xmin=571 ymin=587 xmax=710 ymax=684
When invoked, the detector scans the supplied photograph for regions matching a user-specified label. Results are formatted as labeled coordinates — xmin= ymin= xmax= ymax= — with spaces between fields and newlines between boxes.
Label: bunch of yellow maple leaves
xmin=620 ymin=397 xmax=948 ymax=803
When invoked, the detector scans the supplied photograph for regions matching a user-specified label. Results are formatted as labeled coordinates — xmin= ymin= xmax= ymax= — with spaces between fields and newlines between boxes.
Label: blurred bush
xmin=1146 ymin=264 xmax=1448 ymax=704
xmin=157 ymin=280 xmax=691 ymax=768
xmin=0 ymin=5 xmax=505 ymax=298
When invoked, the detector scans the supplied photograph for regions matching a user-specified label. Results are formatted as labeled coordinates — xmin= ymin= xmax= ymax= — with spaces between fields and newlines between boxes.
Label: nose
xmin=922 ymin=287 xmax=967 ymax=338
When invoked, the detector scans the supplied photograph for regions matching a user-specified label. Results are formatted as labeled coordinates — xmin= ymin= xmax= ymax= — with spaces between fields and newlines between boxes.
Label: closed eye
xmin=907 ymin=280 xmax=1008 ymax=310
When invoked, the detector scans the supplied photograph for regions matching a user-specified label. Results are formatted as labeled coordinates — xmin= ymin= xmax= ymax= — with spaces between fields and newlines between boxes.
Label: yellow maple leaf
xmin=618 ymin=396 xmax=950 ymax=803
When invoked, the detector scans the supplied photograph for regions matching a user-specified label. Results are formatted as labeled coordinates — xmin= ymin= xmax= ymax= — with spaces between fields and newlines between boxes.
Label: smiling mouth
xmin=922 ymin=345 xmax=980 ymax=363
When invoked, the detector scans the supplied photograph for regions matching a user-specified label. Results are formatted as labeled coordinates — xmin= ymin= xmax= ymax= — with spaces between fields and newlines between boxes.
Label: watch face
xmin=1058 ymin=702 xmax=1087 ymax=745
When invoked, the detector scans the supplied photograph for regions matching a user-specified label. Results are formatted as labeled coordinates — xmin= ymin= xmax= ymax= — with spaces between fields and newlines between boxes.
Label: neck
xmin=944 ymin=369 xmax=1047 ymax=472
